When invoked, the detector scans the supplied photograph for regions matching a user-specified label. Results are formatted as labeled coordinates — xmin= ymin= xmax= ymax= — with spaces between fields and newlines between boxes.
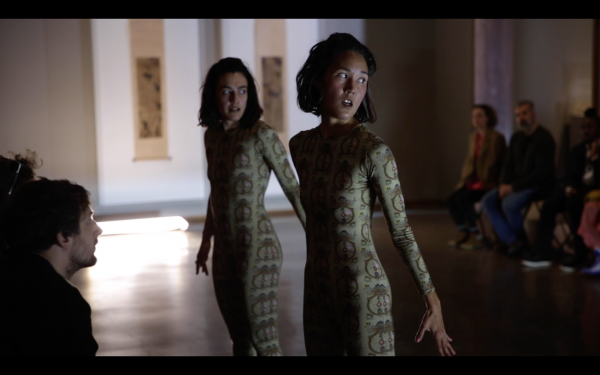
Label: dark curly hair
xmin=0 ymin=149 xmax=41 ymax=209
xmin=472 ymin=104 xmax=498 ymax=128
xmin=1 ymin=178 xmax=90 ymax=254
xmin=296 ymin=33 xmax=377 ymax=123
xmin=198 ymin=57 xmax=263 ymax=130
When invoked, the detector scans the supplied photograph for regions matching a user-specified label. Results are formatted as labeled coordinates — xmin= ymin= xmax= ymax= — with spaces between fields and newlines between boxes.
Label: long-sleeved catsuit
xmin=204 ymin=121 xmax=306 ymax=356
xmin=289 ymin=124 xmax=434 ymax=356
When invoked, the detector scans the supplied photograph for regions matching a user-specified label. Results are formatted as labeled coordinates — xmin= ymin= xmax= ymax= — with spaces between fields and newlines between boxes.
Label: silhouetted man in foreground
xmin=0 ymin=179 xmax=102 ymax=355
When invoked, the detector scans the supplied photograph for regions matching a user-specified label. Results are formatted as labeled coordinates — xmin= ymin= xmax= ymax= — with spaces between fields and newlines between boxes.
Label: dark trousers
xmin=447 ymin=187 xmax=487 ymax=230
xmin=533 ymin=184 xmax=591 ymax=259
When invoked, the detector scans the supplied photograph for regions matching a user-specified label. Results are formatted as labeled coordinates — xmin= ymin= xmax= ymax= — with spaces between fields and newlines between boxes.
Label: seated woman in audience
xmin=194 ymin=57 xmax=306 ymax=356
xmin=447 ymin=104 xmax=506 ymax=250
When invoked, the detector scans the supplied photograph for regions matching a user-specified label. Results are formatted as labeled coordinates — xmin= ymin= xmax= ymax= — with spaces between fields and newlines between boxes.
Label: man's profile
xmin=0 ymin=178 xmax=102 ymax=355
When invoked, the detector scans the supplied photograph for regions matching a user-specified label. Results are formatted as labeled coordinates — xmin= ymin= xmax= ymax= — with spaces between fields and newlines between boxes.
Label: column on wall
xmin=474 ymin=19 xmax=514 ymax=142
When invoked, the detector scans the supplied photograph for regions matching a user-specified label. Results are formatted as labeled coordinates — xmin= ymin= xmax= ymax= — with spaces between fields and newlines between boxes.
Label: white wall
xmin=285 ymin=19 xmax=322 ymax=142
xmin=220 ymin=19 xmax=256 ymax=75
xmin=91 ymin=19 xmax=205 ymax=208
xmin=318 ymin=19 xmax=365 ymax=43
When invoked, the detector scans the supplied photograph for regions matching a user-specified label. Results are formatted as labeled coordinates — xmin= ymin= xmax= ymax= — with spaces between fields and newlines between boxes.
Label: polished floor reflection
xmin=70 ymin=211 xmax=600 ymax=356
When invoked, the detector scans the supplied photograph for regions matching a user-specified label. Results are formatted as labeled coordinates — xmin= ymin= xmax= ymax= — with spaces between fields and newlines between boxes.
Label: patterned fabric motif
xmin=289 ymin=124 xmax=434 ymax=356
xmin=205 ymin=121 xmax=306 ymax=356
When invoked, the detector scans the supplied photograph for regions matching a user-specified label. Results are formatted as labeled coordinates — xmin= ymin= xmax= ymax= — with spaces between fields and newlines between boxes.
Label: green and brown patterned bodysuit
xmin=205 ymin=121 xmax=306 ymax=356
xmin=289 ymin=124 xmax=434 ymax=356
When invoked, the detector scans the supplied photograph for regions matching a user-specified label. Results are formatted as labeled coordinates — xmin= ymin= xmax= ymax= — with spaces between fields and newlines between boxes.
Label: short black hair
xmin=473 ymin=104 xmax=498 ymax=128
xmin=1 ymin=178 xmax=90 ymax=254
xmin=198 ymin=57 xmax=263 ymax=130
xmin=585 ymin=107 xmax=600 ymax=127
xmin=296 ymin=33 xmax=377 ymax=123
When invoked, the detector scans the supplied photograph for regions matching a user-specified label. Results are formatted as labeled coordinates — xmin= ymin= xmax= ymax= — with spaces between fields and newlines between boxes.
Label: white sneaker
xmin=522 ymin=259 xmax=551 ymax=268
xmin=559 ymin=264 xmax=576 ymax=273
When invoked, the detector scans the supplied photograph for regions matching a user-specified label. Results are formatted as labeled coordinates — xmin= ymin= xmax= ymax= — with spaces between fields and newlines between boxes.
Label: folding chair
xmin=522 ymin=199 xmax=573 ymax=254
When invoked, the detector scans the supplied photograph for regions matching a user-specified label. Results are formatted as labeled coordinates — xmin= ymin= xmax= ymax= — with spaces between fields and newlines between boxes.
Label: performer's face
xmin=319 ymin=51 xmax=369 ymax=125
xmin=216 ymin=72 xmax=248 ymax=129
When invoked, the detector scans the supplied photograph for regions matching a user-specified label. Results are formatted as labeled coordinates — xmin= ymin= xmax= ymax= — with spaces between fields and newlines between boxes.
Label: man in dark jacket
xmin=522 ymin=108 xmax=600 ymax=270
xmin=482 ymin=100 xmax=556 ymax=255
xmin=0 ymin=178 xmax=102 ymax=355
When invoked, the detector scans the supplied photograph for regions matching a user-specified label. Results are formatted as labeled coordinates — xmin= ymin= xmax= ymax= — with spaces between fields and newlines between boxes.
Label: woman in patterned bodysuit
xmin=290 ymin=33 xmax=456 ymax=356
xmin=195 ymin=58 xmax=306 ymax=356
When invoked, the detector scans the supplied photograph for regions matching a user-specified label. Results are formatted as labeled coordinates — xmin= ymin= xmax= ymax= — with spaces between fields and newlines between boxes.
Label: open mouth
xmin=342 ymin=99 xmax=353 ymax=107
xmin=230 ymin=107 xmax=240 ymax=112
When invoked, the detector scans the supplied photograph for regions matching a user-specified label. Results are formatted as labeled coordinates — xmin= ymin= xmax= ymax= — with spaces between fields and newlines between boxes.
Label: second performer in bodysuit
xmin=196 ymin=58 xmax=306 ymax=356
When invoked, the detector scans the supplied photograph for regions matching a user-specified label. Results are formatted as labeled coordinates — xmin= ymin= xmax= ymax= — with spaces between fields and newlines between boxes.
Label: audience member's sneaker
xmin=459 ymin=233 xmax=483 ymax=250
xmin=559 ymin=264 xmax=576 ymax=273
xmin=581 ymin=254 xmax=600 ymax=275
xmin=447 ymin=230 xmax=469 ymax=248
xmin=521 ymin=252 xmax=552 ymax=268
xmin=559 ymin=255 xmax=584 ymax=273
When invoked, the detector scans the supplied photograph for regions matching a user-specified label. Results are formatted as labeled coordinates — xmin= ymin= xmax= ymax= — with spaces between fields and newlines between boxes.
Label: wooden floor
xmin=70 ymin=211 xmax=600 ymax=356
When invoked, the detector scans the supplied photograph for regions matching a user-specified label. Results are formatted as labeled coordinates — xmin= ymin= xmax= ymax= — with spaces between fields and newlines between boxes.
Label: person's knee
xmin=501 ymin=196 xmax=522 ymax=215
xmin=482 ymin=190 xmax=498 ymax=211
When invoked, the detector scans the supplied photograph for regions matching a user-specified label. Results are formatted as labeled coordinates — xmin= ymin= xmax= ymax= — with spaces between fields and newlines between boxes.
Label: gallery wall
xmin=217 ymin=19 xmax=321 ymax=206
xmin=364 ymin=19 xmax=474 ymax=203
xmin=0 ymin=19 xmax=595 ymax=217
xmin=91 ymin=19 xmax=205 ymax=210
xmin=318 ymin=19 xmax=365 ymax=43
xmin=514 ymin=19 xmax=593 ymax=146
xmin=434 ymin=20 xmax=475 ymax=202
xmin=0 ymin=19 xmax=99 ymax=206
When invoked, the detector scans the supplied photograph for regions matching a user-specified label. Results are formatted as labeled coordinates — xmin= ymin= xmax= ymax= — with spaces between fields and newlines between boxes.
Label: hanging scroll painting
xmin=129 ymin=19 xmax=169 ymax=161
xmin=255 ymin=19 xmax=287 ymax=142
xmin=261 ymin=56 xmax=284 ymax=133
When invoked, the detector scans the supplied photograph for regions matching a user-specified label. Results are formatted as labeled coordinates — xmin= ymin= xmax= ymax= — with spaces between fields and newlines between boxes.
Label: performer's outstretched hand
xmin=415 ymin=291 xmax=456 ymax=356
xmin=195 ymin=238 xmax=211 ymax=276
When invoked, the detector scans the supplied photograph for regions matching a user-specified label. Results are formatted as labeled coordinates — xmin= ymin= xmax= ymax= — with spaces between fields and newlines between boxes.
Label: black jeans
xmin=532 ymin=184 xmax=591 ymax=258
xmin=447 ymin=187 xmax=487 ymax=230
